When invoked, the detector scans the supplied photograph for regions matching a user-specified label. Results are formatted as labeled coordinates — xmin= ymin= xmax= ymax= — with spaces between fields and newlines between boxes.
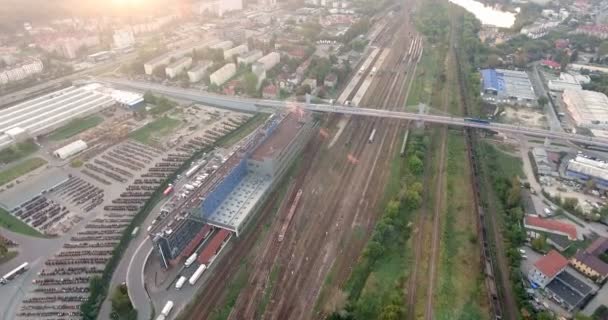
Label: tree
xmin=531 ymin=236 xmax=547 ymax=252
xmin=243 ymin=72 xmax=258 ymax=96
xmin=295 ymin=84 xmax=311 ymax=96
xmin=563 ymin=197 xmax=579 ymax=212
xmin=0 ymin=243 xmax=7 ymax=257
xmin=152 ymin=65 xmax=166 ymax=78
xmin=143 ymin=91 xmax=156 ymax=104
xmin=111 ymin=285 xmax=132 ymax=315
xmin=486 ymin=54 xmax=501 ymax=68
xmin=408 ymin=155 xmax=423 ymax=175
xmin=538 ymin=96 xmax=548 ymax=107
xmin=404 ymin=189 xmax=422 ymax=209
xmin=507 ymin=177 xmax=521 ymax=208
xmin=599 ymin=41 xmax=608 ymax=57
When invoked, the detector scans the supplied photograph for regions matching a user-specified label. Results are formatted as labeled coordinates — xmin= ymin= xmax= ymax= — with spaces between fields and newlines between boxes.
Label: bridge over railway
xmin=97 ymin=78 xmax=608 ymax=148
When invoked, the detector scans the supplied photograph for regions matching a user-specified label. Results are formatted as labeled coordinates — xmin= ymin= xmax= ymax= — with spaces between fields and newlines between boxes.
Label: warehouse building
xmin=566 ymin=156 xmax=608 ymax=189
xmin=0 ymin=168 xmax=69 ymax=211
xmin=152 ymin=112 xmax=317 ymax=267
xmin=165 ymin=57 xmax=192 ymax=79
xmin=524 ymin=215 xmax=580 ymax=251
xmin=0 ymin=86 xmax=114 ymax=150
xmin=223 ymin=44 xmax=248 ymax=60
xmin=562 ymin=89 xmax=608 ymax=129
xmin=210 ymin=63 xmax=236 ymax=86
xmin=237 ymin=50 xmax=263 ymax=66
xmin=200 ymin=112 xmax=317 ymax=236
xmin=53 ymin=140 xmax=88 ymax=159
xmin=548 ymin=73 xmax=591 ymax=92
xmin=480 ymin=68 xmax=537 ymax=106
xmin=188 ymin=60 xmax=213 ymax=83
xmin=257 ymin=52 xmax=280 ymax=71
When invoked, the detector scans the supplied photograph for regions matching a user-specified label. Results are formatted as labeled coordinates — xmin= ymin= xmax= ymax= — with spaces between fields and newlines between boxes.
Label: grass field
xmin=0 ymin=140 xmax=39 ymax=164
xmin=0 ymin=250 xmax=18 ymax=265
xmin=0 ymin=157 xmax=47 ymax=187
xmin=48 ymin=116 xmax=104 ymax=141
xmin=406 ymin=49 xmax=441 ymax=109
xmin=0 ymin=207 xmax=44 ymax=237
xmin=435 ymin=133 xmax=489 ymax=320
xmin=129 ymin=116 xmax=181 ymax=145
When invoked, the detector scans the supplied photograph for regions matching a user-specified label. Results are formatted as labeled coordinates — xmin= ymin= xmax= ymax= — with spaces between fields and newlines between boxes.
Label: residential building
xmin=210 ymin=63 xmax=236 ymax=86
xmin=113 ymin=29 xmax=135 ymax=49
xmin=224 ymin=44 xmax=248 ymax=60
xmin=570 ymin=237 xmax=608 ymax=282
xmin=253 ymin=66 xmax=266 ymax=90
xmin=575 ymin=24 xmax=608 ymax=39
xmin=237 ymin=50 xmax=263 ymax=66
xmin=165 ymin=57 xmax=193 ymax=79
xmin=257 ymin=52 xmax=281 ymax=71
xmin=480 ymin=69 xmax=537 ymax=106
xmin=524 ymin=215 xmax=580 ymax=251
xmin=192 ymin=0 xmax=243 ymax=17
xmin=324 ymin=73 xmax=338 ymax=88
xmin=262 ymin=84 xmax=278 ymax=99
xmin=529 ymin=250 xmax=569 ymax=288
xmin=562 ymin=89 xmax=608 ymax=128
xmin=541 ymin=59 xmax=561 ymax=70
xmin=188 ymin=60 xmax=213 ymax=83
xmin=0 ymin=59 xmax=43 ymax=85
xmin=210 ymin=40 xmax=234 ymax=51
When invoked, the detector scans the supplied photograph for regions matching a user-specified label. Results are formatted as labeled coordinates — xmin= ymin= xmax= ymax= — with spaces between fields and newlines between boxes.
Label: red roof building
xmin=262 ymin=84 xmax=278 ymax=99
xmin=555 ymin=39 xmax=569 ymax=49
xmin=197 ymin=229 xmax=231 ymax=266
xmin=528 ymin=250 xmax=568 ymax=288
xmin=524 ymin=215 xmax=578 ymax=240
xmin=541 ymin=59 xmax=561 ymax=70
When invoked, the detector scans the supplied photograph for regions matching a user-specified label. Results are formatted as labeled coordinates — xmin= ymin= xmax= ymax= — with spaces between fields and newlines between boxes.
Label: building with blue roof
xmin=480 ymin=68 xmax=537 ymax=106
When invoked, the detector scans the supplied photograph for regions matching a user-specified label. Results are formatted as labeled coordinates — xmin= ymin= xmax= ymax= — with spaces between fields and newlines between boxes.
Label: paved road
xmin=95 ymin=78 xmax=608 ymax=148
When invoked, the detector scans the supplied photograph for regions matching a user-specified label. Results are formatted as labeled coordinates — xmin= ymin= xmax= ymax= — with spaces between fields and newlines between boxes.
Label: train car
xmin=464 ymin=117 xmax=491 ymax=125
xmin=184 ymin=253 xmax=198 ymax=268
xmin=368 ymin=128 xmax=377 ymax=143
xmin=175 ymin=276 xmax=187 ymax=290
xmin=163 ymin=185 xmax=174 ymax=196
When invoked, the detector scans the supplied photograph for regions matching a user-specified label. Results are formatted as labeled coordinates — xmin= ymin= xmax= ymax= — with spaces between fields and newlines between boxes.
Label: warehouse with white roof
xmin=562 ymin=89 xmax=608 ymax=128
xmin=0 ymin=86 xmax=114 ymax=150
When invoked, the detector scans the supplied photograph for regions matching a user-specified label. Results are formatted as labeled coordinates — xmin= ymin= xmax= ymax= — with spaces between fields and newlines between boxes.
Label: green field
xmin=129 ymin=116 xmax=181 ymax=145
xmin=0 ymin=207 xmax=44 ymax=237
xmin=48 ymin=116 xmax=104 ymax=141
xmin=0 ymin=250 xmax=18 ymax=265
xmin=0 ymin=157 xmax=47 ymax=187
xmin=0 ymin=140 xmax=39 ymax=164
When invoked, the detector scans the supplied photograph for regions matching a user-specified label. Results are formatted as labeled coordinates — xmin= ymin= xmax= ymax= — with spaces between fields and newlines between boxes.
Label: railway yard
xmin=1 ymin=0 xmax=581 ymax=319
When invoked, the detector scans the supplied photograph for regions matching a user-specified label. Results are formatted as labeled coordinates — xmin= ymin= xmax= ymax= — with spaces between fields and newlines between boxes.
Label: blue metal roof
xmin=481 ymin=69 xmax=505 ymax=93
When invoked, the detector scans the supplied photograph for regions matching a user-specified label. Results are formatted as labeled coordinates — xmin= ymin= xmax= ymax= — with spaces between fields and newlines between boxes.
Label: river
xmin=449 ymin=0 xmax=518 ymax=28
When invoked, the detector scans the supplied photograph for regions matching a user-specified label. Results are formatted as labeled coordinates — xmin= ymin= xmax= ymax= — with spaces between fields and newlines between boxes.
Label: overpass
xmin=97 ymin=78 xmax=608 ymax=148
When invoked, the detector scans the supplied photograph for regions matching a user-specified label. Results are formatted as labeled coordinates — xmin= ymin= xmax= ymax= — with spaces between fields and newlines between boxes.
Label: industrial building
xmin=524 ymin=215 xmax=579 ymax=251
xmin=188 ymin=60 xmax=213 ymax=83
xmin=53 ymin=140 xmax=88 ymax=159
xmin=562 ymin=89 xmax=608 ymax=129
xmin=548 ymin=73 xmax=590 ymax=92
xmin=223 ymin=44 xmax=248 ymax=60
xmin=165 ymin=57 xmax=193 ymax=79
xmin=480 ymin=68 xmax=537 ymax=106
xmin=528 ymin=250 xmax=597 ymax=312
xmin=237 ymin=50 xmax=263 ymax=66
xmin=0 ymin=168 xmax=69 ymax=211
xmin=0 ymin=86 xmax=114 ymax=150
xmin=566 ymin=156 xmax=608 ymax=189
xmin=257 ymin=52 xmax=280 ymax=71
xmin=210 ymin=63 xmax=236 ymax=86
xmin=152 ymin=112 xmax=317 ymax=267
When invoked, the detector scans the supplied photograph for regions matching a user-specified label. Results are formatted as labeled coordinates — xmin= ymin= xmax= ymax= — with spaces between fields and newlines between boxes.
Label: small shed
xmin=54 ymin=140 xmax=88 ymax=159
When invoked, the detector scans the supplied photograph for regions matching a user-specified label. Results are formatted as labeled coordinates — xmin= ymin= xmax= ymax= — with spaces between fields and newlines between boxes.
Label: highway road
xmin=97 ymin=78 xmax=608 ymax=148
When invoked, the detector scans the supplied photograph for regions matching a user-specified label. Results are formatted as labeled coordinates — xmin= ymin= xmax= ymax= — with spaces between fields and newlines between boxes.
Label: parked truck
xmin=189 ymin=264 xmax=206 ymax=285
xmin=175 ymin=276 xmax=187 ymax=290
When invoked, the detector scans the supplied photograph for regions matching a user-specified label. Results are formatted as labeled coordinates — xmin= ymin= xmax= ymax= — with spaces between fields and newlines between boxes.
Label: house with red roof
xmin=262 ymin=84 xmax=278 ymax=99
xmin=524 ymin=215 xmax=580 ymax=251
xmin=528 ymin=250 xmax=569 ymax=288
xmin=570 ymin=237 xmax=608 ymax=283
xmin=541 ymin=59 xmax=561 ymax=70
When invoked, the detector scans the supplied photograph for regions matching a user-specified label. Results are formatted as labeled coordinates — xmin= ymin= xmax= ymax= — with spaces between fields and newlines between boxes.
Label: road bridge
xmin=97 ymin=78 xmax=608 ymax=148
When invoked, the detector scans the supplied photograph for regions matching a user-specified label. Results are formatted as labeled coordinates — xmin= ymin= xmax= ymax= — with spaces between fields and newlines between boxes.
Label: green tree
xmin=563 ymin=197 xmax=579 ymax=212
xmin=531 ymin=236 xmax=547 ymax=252
xmin=378 ymin=304 xmax=402 ymax=320
xmin=538 ymin=96 xmax=548 ymax=107
xmin=507 ymin=177 xmax=521 ymax=208
xmin=243 ymin=72 xmax=258 ymax=96
xmin=143 ymin=91 xmax=156 ymax=104
xmin=408 ymin=155 xmax=423 ymax=175
xmin=0 ymin=242 xmax=7 ymax=257
xmin=152 ymin=65 xmax=166 ymax=78
xmin=404 ymin=188 xmax=422 ymax=209
xmin=599 ymin=41 xmax=608 ymax=57
xmin=111 ymin=285 xmax=132 ymax=315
